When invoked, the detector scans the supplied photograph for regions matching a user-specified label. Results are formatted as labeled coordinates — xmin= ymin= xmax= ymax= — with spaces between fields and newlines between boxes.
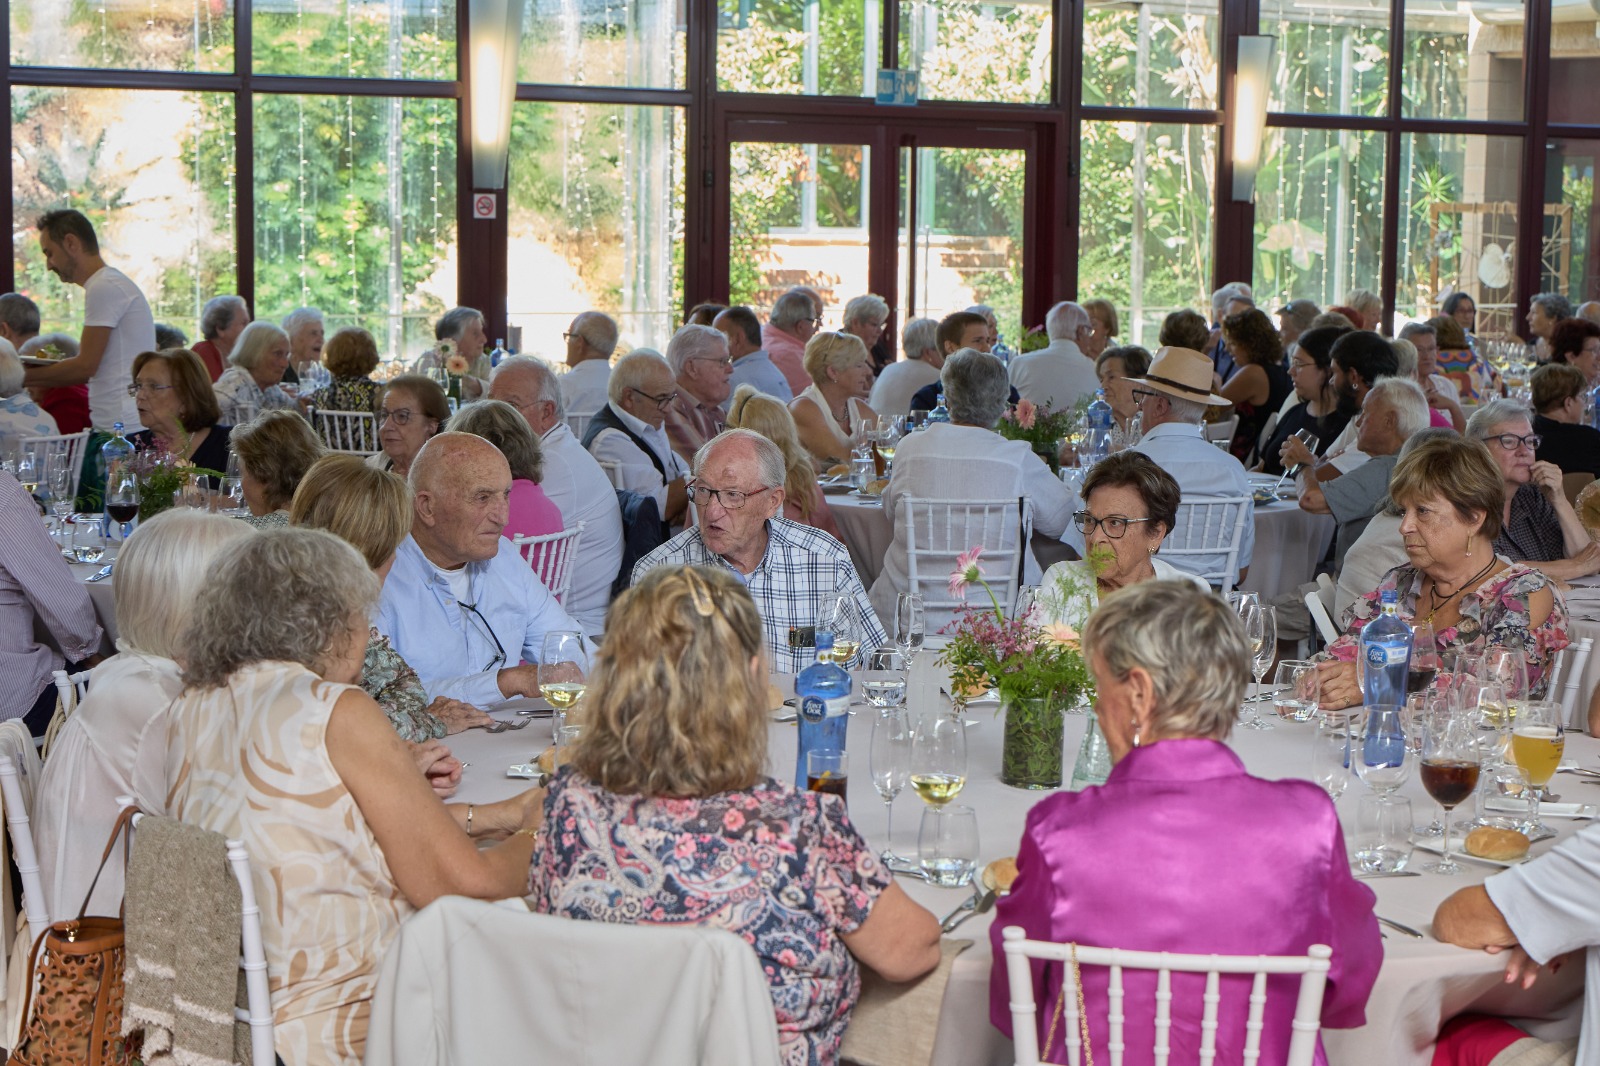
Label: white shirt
xmin=868 ymin=359 xmax=941 ymax=418
xmin=1060 ymin=421 xmax=1256 ymax=581
xmin=1007 ymin=339 xmax=1100 ymax=411
xmin=588 ymin=402 xmax=689 ymax=517
xmin=538 ymin=422 xmax=625 ymax=637
xmin=1324 ymin=418 xmax=1370 ymax=474
xmin=1334 ymin=511 xmax=1404 ymax=622
xmin=560 ymin=360 xmax=612 ymax=420
xmin=82 ymin=266 xmax=154 ymax=431
xmin=868 ymin=422 xmax=1075 ymax=626
xmin=36 ymin=651 xmax=178 ymax=918
xmin=1485 ymin=823 xmax=1600 ymax=1065
xmin=1036 ymin=558 xmax=1209 ymax=628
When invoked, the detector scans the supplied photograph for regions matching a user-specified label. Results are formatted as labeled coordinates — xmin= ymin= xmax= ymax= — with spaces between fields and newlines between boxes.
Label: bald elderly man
xmin=377 ymin=432 xmax=592 ymax=706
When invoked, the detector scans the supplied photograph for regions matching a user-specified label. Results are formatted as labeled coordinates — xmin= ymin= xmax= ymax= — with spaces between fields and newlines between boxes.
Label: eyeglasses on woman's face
xmin=1480 ymin=432 xmax=1541 ymax=452
xmin=127 ymin=382 xmax=174 ymax=397
xmin=381 ymin=407 xmax=418 ymax=426
xmin=1072 ymin=511 xmax=1152 ymax=538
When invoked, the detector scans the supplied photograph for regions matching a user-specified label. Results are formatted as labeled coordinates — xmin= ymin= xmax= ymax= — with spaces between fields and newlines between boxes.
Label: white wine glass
xmin=539 ymin=631 xmax=589 ymax=733
xmin=871 ymin=705 xmax=912 ymax=864
xmin=1239 ymin=603 xmax=1275 ymax=731
xmin=910 ymin=715 xmax=967 ymax=808
xmin=821 ymin=595 xmax=862 ymax=667
xmin=894 ymin=592 xmax=925 ymax=663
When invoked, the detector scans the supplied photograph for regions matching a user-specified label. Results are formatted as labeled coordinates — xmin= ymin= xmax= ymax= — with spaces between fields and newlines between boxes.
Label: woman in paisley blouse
xmin=307 ymin=326 xmax=383 ymax=451
xmin=529 ymin=565 xmax=940 ymax=1066
xmin=1317 ymin=434 xmax=1569 ymax=708
xmin=289 ymin=454 xmax=492 ymax=752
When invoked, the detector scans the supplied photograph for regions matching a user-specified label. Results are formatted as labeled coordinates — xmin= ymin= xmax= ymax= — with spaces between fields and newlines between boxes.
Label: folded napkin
xmin=841 ymin=939 xmax=971 ymax=1066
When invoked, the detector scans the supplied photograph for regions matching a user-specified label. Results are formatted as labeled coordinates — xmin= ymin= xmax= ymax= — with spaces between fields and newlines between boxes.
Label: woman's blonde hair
xmin=726 ymin=384 xmax=819 ymax=522
xmin=229 ymin=320 xmax=290 ymax=371
xmin=802 ymin=330 xmax=869 ymax=387
xmin=1081 ymin=580 xmax=1247 ymax=741
xmin=114 ymin=510 xmax=256 ymax=660
xmin=1387 ymin=433 xmax=1504 ymax=541
xmin=182 ymin=528 xmax=378 ymax=689
xmin=574 ymin=566 xmax=768 ymax=797
xmin=289 ymin=454 xmax=411 ymax=570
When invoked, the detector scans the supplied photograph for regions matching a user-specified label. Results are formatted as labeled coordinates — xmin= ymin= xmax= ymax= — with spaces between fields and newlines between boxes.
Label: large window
xmin=1078 ymin=121 xmax=1217 ymax=347
xmin=1260 ymin=0 xmax=1386 ymax=117
xmin=1082 ymin=0 xmax=1218 ymax=110
xmin=1546 ymin=138 xmax=1599 ymax=306
xmin=10 ymin=0 xmax=233 ymax=71
xmin=11 ymin=87 xmax=236 ymax=339
xmin=901 ymin=0 xmax=1050 ymax=105
xmin=519 ymin=0 xmax=684 ymax=88
xmin=507 ymin=103 xmax=684 ymax=355
xmin=717 ymin=0 xmax=877 ymax=96
xmin=252 ymin=0 xmax=456 ymax=79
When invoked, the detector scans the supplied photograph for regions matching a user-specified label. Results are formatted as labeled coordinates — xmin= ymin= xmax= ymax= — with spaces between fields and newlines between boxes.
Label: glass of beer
xmin=1511 ymin=700 xmax=1565 ymax=837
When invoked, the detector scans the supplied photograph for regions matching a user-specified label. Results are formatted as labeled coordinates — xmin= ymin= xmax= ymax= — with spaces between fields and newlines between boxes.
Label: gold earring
xmin=1148 ymin=546 xmax=1157 ymax=556
xmin=1130 ymin=721 xmax=1142 ymax=748
xmin=1465 ymin=535 xmax=1473 ymax=558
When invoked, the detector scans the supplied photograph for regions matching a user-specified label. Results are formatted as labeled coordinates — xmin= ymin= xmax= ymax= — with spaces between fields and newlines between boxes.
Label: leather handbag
xmin=9 ymin=808 xmax=138 ymax=1066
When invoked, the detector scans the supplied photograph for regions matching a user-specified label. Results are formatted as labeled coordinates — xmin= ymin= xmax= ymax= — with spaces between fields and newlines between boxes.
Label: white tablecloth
xmin=450 ymin=667 xmax=1586 ymax=1066
xmin=829 ymin=491 xmax=1334 ymax=602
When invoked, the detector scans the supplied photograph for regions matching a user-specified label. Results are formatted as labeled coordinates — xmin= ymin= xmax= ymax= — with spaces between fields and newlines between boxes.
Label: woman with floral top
xmin=308 ymin=326 xmax=383 ymax=451
xmin=288 ymin=454 xmax=492 ymax=750
xmin=1317 ymin=435 xmax=1569 ymax=708
xmin=529 ymin=565 xmax=940 ymax=1066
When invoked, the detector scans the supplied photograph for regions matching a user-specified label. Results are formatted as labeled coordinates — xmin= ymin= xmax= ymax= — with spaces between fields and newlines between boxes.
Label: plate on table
xmin=1483 ymin=797 xmax=1597 ymax=820
xmin=20 ymin=356 xmax=61 ymax=368
xmin=819 ymin=476 xmax=855 ymax=495
xmin=848 ymin=488 xmax=885 ymax=500
xmin=1413 ymin=836 xmax=1530 ymax=867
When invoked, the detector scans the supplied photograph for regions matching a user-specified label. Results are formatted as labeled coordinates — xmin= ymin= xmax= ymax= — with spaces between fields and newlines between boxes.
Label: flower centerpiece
xmin=436 ymin=338 xmax=467 ymax=402
xmin=125 ymin=427 xmax=223 ymax=519
xmin=995 ymin=398 xmax=1076 ymax=474
xmin=937 ymin=547 xmax=1095 ymax=789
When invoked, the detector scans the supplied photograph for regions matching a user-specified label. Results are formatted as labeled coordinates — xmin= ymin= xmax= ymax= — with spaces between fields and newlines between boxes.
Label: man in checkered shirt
xmin=631 ymin=428 xmax=886 ymax=672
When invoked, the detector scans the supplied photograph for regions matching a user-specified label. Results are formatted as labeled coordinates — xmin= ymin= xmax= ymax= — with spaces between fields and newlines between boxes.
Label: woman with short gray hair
xmin=165 ymin=527 xmax=545 ymax=1063
xmin=990 ymin=579 xmax=1381 ymax=1065
xmin=214 ymin=320 xmax=297 ymax=425
xmin=868 ymin=347 xmax=1076 ymax=629
xmin=192 ymin=294 xmax=249 ymax=381
xmin=449 ymin=398 xmax=565 ymax=548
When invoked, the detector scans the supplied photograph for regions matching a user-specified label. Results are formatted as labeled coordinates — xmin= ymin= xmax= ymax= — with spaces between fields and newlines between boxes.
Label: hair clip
xmin=683 ymin=568 xmax=717 ymax=618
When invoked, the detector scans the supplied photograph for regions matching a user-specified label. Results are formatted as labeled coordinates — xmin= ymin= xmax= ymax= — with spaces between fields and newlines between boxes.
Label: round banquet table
xmin=450 ymin=665 xmax=1585 ymax=1066
xmin=827 ymin=487 xmax=1334 ymax=603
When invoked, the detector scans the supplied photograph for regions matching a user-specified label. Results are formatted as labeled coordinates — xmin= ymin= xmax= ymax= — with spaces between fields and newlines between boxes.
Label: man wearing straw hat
xmin=1061 ymin=345 xmax=1253 ymax=586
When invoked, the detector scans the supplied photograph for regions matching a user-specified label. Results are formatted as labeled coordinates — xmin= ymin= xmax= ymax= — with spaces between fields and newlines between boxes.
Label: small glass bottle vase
xmin=1001 ymin=693 xmax=1068 ymax=790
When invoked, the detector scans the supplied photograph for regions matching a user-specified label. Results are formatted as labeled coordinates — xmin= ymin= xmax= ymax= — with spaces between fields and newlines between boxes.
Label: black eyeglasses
xmin=1073 ymin=511 xmax=1153 ymax=539
xmin=1480 ymin=432 xmax=1542 ymax=452
xmin=1130 ymin=388 xmax=1159 ymax=404
xmin=627 ymin=385 xmax=678 ymax=408
xmin=460 ymin=599 xmax=507 ymax=672
xmin=380 ymin=407 xmax=417 ymax=425
xmin=686 ymin=480 xmax=774 ymax=510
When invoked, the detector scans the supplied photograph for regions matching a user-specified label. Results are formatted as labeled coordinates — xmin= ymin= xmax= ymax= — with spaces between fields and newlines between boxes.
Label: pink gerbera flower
xmin=1014 ymin=398 xmax=1037 ymax=429
xmin=948 ymin=545 xmax=986 ymax=597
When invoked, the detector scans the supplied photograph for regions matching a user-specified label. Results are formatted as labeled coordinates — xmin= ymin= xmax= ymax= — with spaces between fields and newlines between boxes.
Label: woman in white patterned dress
xmin=163 ymin=527 xmax=544 ymax=1066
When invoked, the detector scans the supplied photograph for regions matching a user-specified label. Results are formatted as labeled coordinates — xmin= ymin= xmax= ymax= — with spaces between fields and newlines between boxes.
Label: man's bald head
xmin=409 ymin=432 xmax=514 ymax=568
xmin=409 ymin=431 xmax=508 ymax=494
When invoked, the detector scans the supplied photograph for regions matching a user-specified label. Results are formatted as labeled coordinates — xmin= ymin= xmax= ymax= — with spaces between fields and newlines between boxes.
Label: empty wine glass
xmin=45 ymin=451 xmax=75 ymax=531
xmin=871 ymin=705 xmax=912 ymax=864
xmin=894 ymin=592 xmax=925 ymax=662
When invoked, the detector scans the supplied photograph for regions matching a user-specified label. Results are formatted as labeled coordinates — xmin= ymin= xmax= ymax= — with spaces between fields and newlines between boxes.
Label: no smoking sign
xmin=472 ymin=192 xmax=498 ymax=220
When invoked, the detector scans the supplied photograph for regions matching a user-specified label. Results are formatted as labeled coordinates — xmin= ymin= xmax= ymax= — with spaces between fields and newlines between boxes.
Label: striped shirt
xmin=632 ymin=516 xmax=887 ymax=673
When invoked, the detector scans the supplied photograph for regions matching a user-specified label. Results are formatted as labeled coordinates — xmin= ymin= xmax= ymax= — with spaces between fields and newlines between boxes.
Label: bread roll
xmin=984 ymin=857 xmax=1019 ymax=894
xmin=1465 ymin=826 xmax=1530 ymax=862
xmin=863 ymin=478 xmax=889 ymax=496
xmin=827 ymin=463 xmax=851 ymax=477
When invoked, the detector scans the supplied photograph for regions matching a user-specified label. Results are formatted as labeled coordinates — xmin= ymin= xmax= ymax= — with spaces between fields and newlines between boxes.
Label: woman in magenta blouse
xmin=990 ymin=580 xmax=1382 ymax=1065
xmin=448 ymin=399 xmax=564 ymax=550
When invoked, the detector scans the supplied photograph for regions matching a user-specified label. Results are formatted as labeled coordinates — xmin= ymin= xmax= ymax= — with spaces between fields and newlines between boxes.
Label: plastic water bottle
xmin=794 ymin=632 xmax=852 ymax=790
xmin=1359 ymin=589 xmax=1412 ymax=708
xmin=926 ymin=391 xmax=951 ymax=425
xmin=98 ymin=422 xmax=133 ymax=482
xmin=490 ymin=338 xmax=507 ymax=368
xmin=1086 ymin=388 xmax=1113 ymax=432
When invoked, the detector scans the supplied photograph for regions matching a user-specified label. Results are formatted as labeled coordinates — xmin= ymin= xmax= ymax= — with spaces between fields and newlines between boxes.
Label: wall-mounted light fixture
xmin=1230 ymin=35 xmax=1275 ymax=203
xmin=468 ymin=0 xmax=523 ymax=191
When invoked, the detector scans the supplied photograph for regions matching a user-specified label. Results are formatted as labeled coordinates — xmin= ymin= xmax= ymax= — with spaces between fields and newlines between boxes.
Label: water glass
xmin=1355 ymin=705 xmax=1410 ymax=796
xmin=1353 ymin=794 xmax=1413 ymax=874
xmin=1473 ymin=764 xmax=1536 ymax=833
xmin=917 ymin=804 xmax=979 ymax=888
xmin=861 ymin=649 xmax=907 ymax=707
xmin=1271 ymin=660 xmax=1319 ymax=721
xmin=69 ymin=513 xmax=107 ymax=564
xmin=1310 ymin=710 xmax=1357 ymax=800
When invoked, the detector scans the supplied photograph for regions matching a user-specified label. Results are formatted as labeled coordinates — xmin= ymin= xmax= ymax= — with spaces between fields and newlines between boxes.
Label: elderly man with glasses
xmin=377 ymin=432 xmax=592 ymax=706
xmin=632 ymin=429 xmax=886 ymax=672
xmin=582 ymin=349 xmax=690 ymax=527
xmin=1467 ymin=399 xmax=1600 ymax=581
xmin=662 ymin=323 xmax=732 ymax=463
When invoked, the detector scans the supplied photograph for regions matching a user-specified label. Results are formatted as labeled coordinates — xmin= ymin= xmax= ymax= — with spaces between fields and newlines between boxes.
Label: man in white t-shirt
xmin=23 ymin=210 xmax=152 ymax=435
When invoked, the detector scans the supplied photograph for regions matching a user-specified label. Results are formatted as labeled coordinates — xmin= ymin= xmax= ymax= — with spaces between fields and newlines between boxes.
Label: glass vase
xmin=1001 ymin=694 xmax=1067 ymax=790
